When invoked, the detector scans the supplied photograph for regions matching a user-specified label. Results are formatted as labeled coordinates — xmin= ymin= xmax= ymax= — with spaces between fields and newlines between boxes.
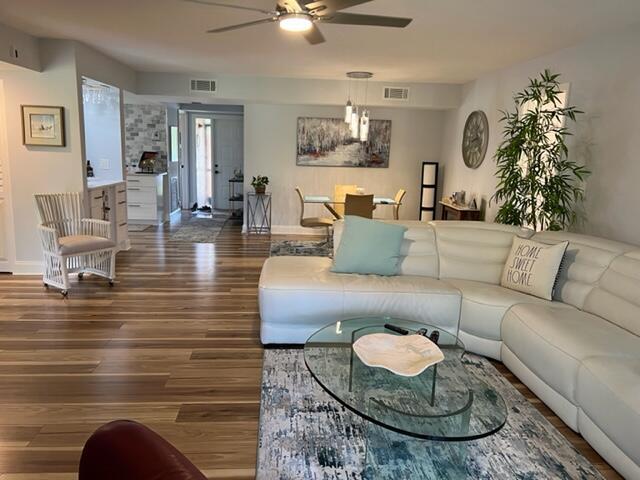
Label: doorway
xmin=184 ymin=110 xmax=244 ymax=212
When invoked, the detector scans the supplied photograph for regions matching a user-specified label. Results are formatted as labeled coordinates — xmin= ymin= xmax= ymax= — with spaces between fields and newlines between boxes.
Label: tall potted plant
xmin=492 ymin=69 xmax=589 ymax=231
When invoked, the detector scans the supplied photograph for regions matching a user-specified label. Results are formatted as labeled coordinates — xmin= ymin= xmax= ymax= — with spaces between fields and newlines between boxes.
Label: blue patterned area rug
xmin=256 ymin=349 xmax=602 ymax=480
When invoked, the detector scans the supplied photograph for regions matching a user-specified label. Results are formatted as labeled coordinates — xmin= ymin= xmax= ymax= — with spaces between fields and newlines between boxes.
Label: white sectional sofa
xmin=259 ymin=220 xmax=640 ymax=479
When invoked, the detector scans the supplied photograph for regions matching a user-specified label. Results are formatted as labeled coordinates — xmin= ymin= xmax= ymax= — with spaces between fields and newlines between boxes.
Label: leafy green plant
xmin=492 ymin=69 xmax=589 ymax=231
xmin=251 ymin=175 xmax=269 ymax=191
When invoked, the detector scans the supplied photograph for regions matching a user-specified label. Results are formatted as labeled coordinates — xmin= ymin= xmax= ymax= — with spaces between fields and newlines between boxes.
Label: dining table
xmin=304 ymin=194 xmax=400 ymax=219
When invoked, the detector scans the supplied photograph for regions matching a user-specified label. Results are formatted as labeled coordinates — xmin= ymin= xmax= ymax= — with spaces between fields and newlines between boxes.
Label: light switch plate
xmin=99 ymin=158 xmax=110 ymax=169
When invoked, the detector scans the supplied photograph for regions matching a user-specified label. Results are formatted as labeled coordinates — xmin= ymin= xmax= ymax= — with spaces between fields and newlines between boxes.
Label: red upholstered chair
xmin=79 ymin=420 xmax=207 ymax=480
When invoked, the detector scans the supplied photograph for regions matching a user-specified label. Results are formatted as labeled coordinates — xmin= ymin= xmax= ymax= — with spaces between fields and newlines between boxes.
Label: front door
xmin=213 ymin=115 xmax=244 ymax=210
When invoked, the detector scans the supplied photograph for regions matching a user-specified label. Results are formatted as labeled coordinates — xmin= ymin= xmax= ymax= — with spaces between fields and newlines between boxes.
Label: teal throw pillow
xmin=331 ymin=216 xmax=407 ymax=276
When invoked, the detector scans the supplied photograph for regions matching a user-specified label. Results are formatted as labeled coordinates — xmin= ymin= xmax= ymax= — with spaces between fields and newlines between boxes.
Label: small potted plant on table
xmin=252 ymin=175 xmax=269 ymax=194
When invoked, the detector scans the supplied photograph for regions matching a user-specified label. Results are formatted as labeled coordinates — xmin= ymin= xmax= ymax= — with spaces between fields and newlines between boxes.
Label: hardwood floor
xmin=0 ymin=214 xmax=621 ymax=479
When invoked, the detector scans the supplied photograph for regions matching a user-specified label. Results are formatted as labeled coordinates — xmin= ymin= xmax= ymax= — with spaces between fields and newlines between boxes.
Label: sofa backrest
xmin=333 ymin=220 xmax=439 ymax=277
xmin=532 ymin=231 xmax=635 ymax=309
xmin=431 ymin=221 xmax=533 ymax=284
xmin=583 ymin=251 xmax=640 ymax=337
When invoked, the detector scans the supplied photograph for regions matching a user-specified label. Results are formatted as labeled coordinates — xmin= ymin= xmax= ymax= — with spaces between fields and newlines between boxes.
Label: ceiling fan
xmin=183 ymin=0 xmax=413 ymax=45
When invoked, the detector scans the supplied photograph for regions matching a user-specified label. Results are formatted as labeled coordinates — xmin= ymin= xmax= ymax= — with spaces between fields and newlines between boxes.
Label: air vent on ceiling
xmin=190 ymin=79 xmax=217 ymax=94
xmin=383 ymin=86 xmax=410 ymax=101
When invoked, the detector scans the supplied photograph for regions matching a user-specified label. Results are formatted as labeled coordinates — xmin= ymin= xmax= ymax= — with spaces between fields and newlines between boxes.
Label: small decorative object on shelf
xmin=251 ymin=175 xmax=269 ymax=194
xmin=86 ymin=160 xmax=94 ymax=178
xmin=352 ymin=333 xmax=444 ymax=377
xmin=419 ymin=161 xmax=439 ymax=221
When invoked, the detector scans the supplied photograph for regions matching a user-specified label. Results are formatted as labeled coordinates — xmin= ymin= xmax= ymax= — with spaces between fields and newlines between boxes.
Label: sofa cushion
xmin=333 ymin=220 xmax=439 ymax=277
xmin=431 ymin=221 xmax=533 ymax=284
xmin=502 ymin=304 xmax=640 ymax=404
xmin=532 ymin=231 xmax=635 ymax=309
xmin=447 ymin=279 xmax=569 ymax=342
xmin=577 ymin=356 xmax=640 ymax=466
xmin=259 ymin=256 xmax=461 ymax=344
xmin=332 ymin=216 xmax=407 ymax=276
xmin=58 ymin=235 xmax=115 ymax=255
xmin=583 ymin=251 xmax=640 ymax=337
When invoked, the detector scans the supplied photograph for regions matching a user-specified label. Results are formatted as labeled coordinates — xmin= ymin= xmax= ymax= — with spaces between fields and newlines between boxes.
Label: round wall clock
xmin=462 ymin=110 xmax=489 ymax=169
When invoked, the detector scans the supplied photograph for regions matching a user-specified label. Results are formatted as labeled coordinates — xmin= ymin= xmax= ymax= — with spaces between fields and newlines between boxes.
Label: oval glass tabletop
xmin=303 ymin=317 xmax=508 ymax=441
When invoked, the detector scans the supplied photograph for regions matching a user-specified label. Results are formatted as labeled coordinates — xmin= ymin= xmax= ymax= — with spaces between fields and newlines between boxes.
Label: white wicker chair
xmin=35 ymin=193 xmax=116 ymax=296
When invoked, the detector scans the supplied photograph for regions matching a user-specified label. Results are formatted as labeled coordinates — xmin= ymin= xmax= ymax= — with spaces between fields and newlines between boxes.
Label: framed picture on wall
xmin=21 ymin=105 xmax=65 ymax=147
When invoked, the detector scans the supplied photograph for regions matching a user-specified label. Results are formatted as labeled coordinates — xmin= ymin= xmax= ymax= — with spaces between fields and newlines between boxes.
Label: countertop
xmin=87 ymin=178 xmax=125 ymax=189
xmin=127 ymin=172 xmax=168 ymax=177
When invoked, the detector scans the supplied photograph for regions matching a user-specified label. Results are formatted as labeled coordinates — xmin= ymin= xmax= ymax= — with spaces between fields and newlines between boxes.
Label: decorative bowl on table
xmin=353 ymin=333 xmax=444 ymax=377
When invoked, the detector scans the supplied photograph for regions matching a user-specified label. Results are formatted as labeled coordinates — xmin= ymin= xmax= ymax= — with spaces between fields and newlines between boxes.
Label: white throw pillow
xmin=501 ymin=237 xmax=568 ymax=300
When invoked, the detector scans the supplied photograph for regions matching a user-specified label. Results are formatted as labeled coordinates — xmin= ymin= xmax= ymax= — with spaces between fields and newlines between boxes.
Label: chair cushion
xmin=58 ymin=235 xmax=115 ymax=255
xmin=502 ymin=304 xmax=640 ymax=405
xmin=446 ymin=279 xmax=569 ymax=342
xmin=332 ymin=216 xmax=407 ymax=276
xmin=577 ymin=356 xmax=640 ymax=466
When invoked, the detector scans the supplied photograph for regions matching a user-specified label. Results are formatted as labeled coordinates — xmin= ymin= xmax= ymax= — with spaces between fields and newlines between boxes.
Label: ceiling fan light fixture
xmin=279 ymin=13 xmax=313 ymax=32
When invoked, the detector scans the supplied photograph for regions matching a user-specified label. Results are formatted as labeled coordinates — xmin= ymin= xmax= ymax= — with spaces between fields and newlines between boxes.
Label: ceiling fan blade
xmin=303 ymin=23 xmax=326 ymax=44
xmin=304 ymin=0 xmax=372 ymax=16
xmin=207 ymin=17 xmax=276 ymax=33
xmin=183 ymin=0 xmax=273 ymax=15
xmin=322 ymin=12 xmax=412 ymax=28
xmin=278 ymin=0 xmax=304 ymax=13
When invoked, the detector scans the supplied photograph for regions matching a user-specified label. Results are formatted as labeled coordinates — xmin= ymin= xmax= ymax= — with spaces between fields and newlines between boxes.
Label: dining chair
xmin=344 ymin=194 xmax=374 ymax=219
xmin=35 ymin=192 xmax=116 ymax=296
xmin=393 ymin=189 xmax=407 ymax=220
xmin=333 ymin=184 xmax=358 ymax=218
xmin=295 ymin=187 xmax=334 ymax=240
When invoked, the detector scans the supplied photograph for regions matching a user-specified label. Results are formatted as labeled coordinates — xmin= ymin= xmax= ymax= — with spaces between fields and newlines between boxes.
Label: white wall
xmin=244 ymin=104 xmax=445 ymax=232
xmin=0 ymin=40 xmax=84 ymax=272
xmin=440 ymin=24 xmax=640 ymax=244
xmin=137 ymin=72 xmax=462 ymax=110
xmin=0 ymin=22 xmax=40 ymax=72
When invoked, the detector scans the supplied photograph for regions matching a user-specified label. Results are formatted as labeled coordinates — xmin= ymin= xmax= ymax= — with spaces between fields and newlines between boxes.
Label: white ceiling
xmin=1 ymin=0 xmax=640 ymax=83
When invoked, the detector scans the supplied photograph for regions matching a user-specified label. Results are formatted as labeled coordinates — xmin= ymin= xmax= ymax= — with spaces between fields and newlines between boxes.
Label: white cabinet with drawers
xmin=86 ymin=180 xmax=130 ymax=252
xmin=126 ymin=173 xmax=167 ymax=225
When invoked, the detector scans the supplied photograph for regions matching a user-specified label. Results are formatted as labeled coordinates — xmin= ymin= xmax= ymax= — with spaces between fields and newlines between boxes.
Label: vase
xmin=254 ymin=186 xmax=266 ymax=194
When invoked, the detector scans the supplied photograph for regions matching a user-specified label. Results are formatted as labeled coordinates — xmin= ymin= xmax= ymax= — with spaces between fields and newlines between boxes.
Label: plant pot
xmin=254 ymin=186 xmax=266 ymax=195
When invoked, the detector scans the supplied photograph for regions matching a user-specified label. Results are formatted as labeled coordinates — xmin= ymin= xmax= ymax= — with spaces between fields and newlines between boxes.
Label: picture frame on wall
xmin=21 ymin=105 xmax=65 ymax=147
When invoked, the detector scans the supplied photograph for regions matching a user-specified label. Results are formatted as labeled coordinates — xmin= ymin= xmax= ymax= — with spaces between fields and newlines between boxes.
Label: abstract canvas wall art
xmin=297 ymin=117 xmax=391 ymax=168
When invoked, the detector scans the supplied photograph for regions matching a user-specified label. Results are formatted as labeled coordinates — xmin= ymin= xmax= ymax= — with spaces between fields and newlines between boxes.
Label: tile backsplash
xmin=124 ymin=104 xmax=168 ymax=172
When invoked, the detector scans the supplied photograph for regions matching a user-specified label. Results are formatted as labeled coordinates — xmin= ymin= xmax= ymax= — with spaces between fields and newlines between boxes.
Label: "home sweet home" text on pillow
xmin=501 ymin=237 xmax=568 ymax=300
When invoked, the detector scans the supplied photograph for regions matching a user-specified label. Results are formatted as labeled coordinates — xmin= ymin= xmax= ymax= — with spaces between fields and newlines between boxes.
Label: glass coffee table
xmin=304 ymin=317 xmax=508 ymax=476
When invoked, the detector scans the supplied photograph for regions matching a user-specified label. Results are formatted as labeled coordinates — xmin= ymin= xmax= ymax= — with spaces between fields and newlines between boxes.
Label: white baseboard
xmin=11 ymin=260 xmax=43 ymax=275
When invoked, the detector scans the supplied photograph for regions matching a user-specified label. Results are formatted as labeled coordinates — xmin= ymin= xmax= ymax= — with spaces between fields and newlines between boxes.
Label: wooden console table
xmin=439 ymin=200 xmax=482 ymax=221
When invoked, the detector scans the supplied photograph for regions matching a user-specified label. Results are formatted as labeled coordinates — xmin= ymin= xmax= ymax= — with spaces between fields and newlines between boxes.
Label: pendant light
xmin=359 ymin=75 xmax=371 ymax=142
xmin=344 ymin=77 xmax=352 ymax=123
xmin=359 ymin=110 xmax=369 ymax=142
xmin=350 ymin=106 xmax=360 ymax=139
xmin=345 ymin=72 xmax=373 ymax=141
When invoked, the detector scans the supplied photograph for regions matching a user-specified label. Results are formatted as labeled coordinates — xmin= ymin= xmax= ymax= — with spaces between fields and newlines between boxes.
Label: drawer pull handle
xmin=118 ymin=201 xmax=127 ymax=205
xmin=93 ymin=196 xmax=103 ymax=200
xmin=128 ymin=179 xmax=140 ymax=182
xmin=119 ymin=222 xmax=128 ymax=227
xmin=129 ymin=204 xmax=141 ymax=208
xmin=117 ymin=189 xmax=126 ymax=194
xmin=128 ymin=187 xmax=140 ymax=191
